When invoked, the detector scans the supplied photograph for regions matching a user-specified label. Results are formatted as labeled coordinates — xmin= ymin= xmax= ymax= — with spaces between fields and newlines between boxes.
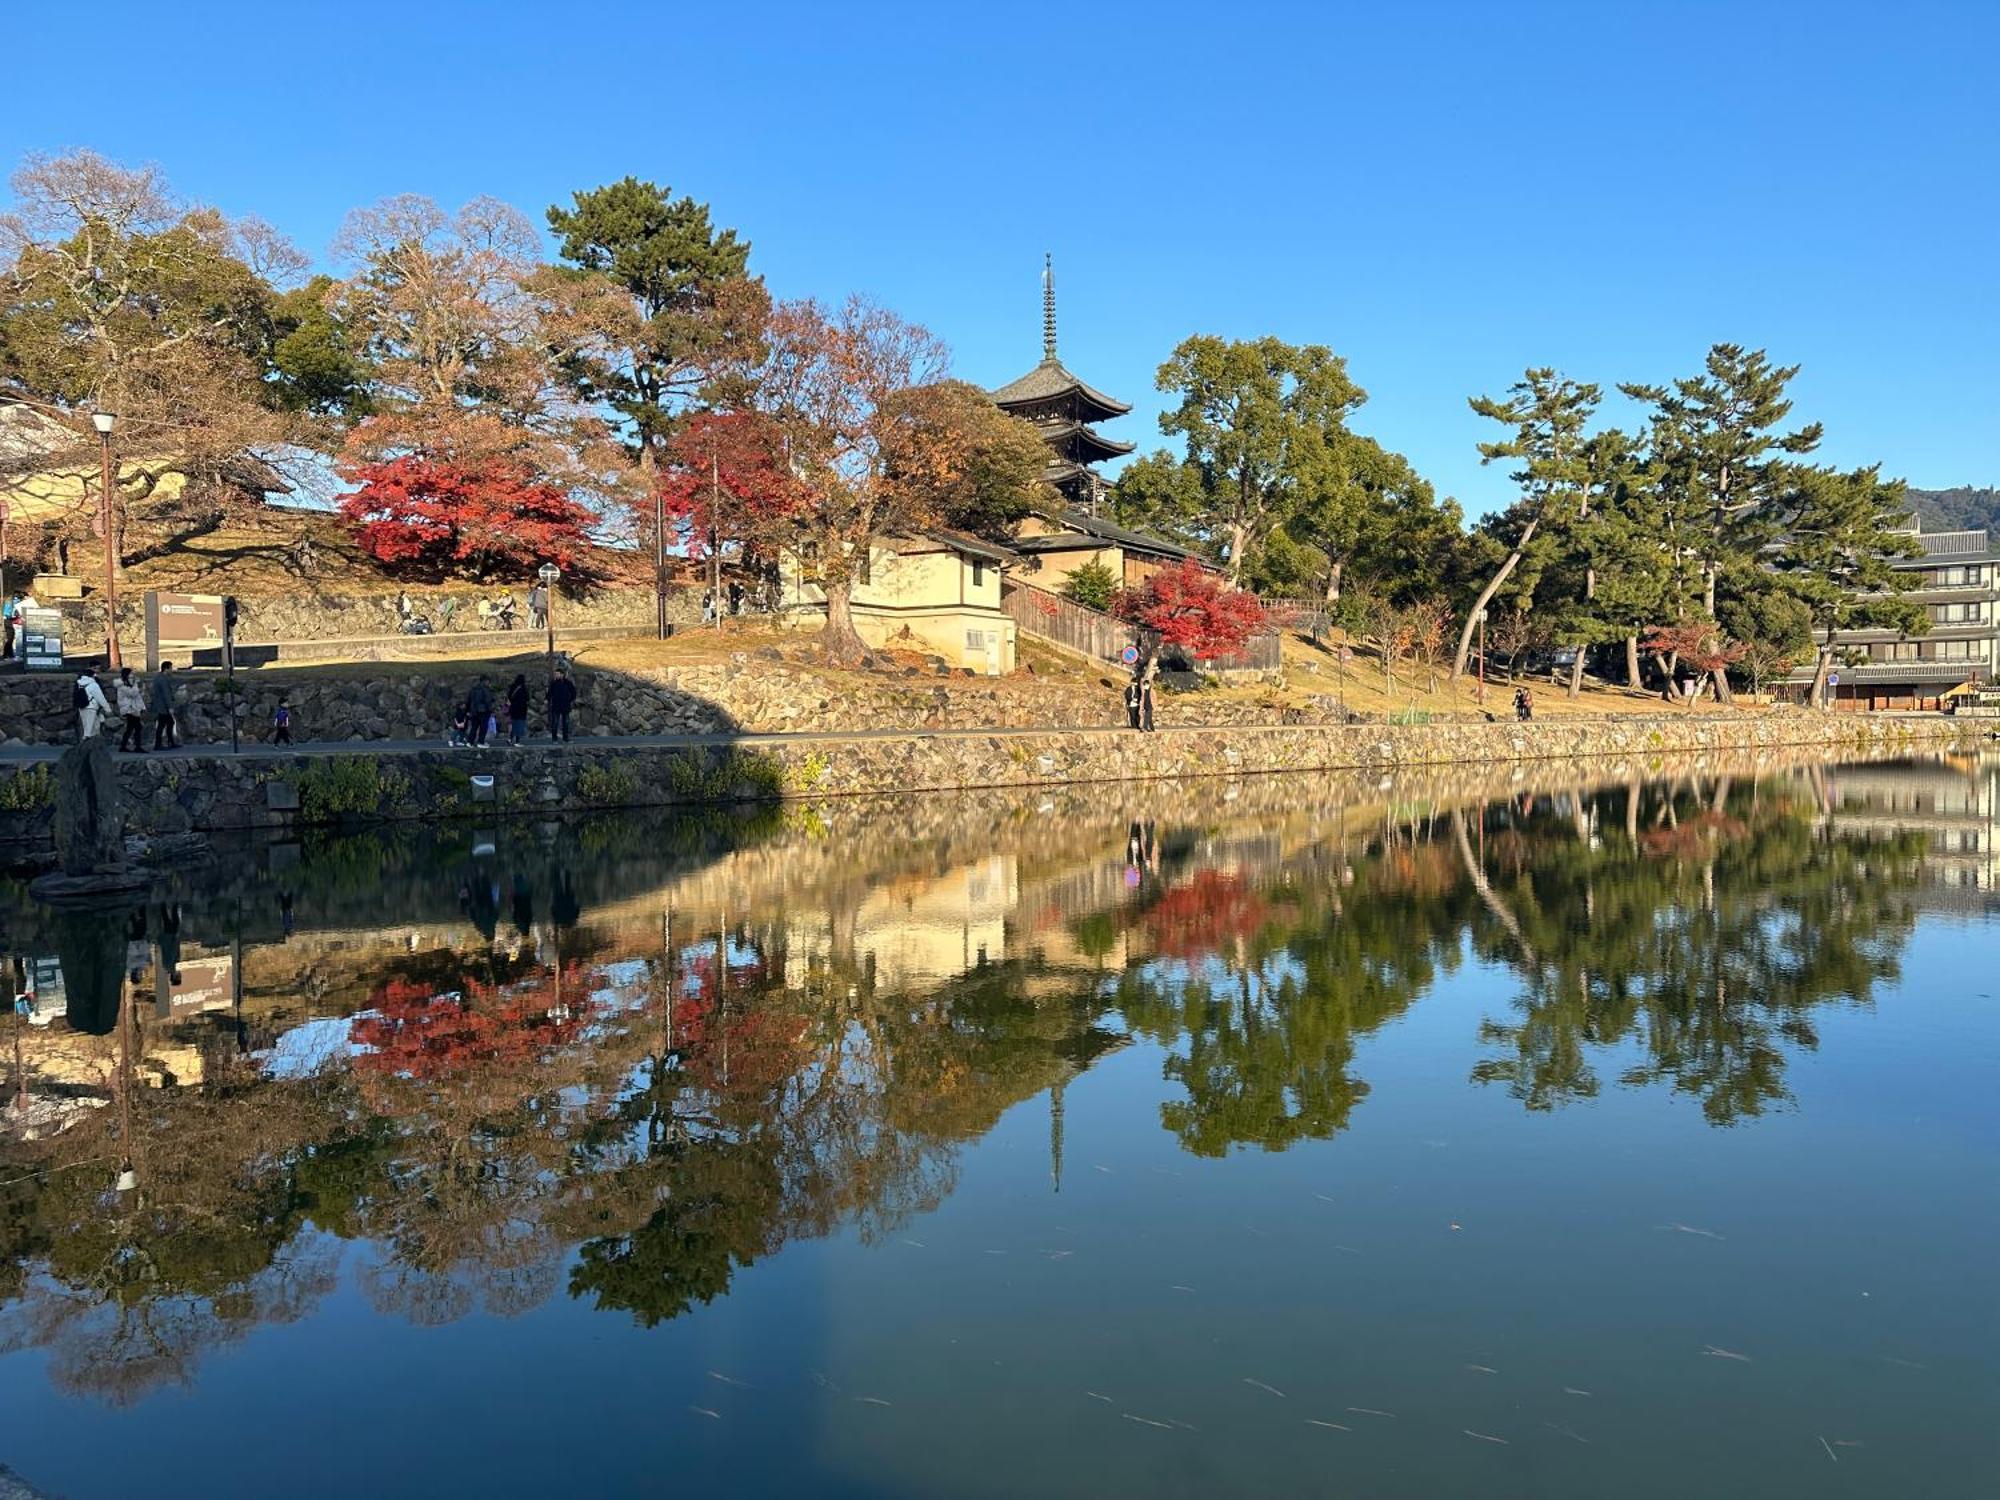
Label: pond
xmin=0 ymin=755 xmax=1992 ymax=1498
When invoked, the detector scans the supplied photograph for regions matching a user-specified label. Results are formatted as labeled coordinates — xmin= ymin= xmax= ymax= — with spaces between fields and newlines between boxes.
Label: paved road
xmin=0 ymin=721 xmax=1193 ymax=765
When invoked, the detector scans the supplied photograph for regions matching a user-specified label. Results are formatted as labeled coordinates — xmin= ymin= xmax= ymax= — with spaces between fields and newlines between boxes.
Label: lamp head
xmin=92 ymin=411 xmax=116 ymax=435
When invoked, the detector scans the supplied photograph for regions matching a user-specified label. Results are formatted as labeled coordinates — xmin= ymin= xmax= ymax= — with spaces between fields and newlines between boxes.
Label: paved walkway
xmin=0 ymin=722 xmax=1177 ymax=765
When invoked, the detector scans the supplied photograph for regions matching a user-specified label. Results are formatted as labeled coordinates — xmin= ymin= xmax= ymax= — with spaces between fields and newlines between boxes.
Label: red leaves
xmin=1114 ymin=560 xmax=1267 ymax=662
xmin=1641 ymin=619 xmax=1747 ymax=674
xmin=1144 ymin=871 xmax=1270 ymax=960
xmin=350 ymin=970 xmax=592 ymax=1080
xmin=653 ymin=410 xmax=807 ymax=555
xmin=337 ymin=455 xmax=598 ymax=579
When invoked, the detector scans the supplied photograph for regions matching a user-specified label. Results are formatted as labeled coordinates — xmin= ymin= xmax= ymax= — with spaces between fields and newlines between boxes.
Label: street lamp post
xmin=92 ymin=411 xmax=121 ymax=670
xmin=1475 ymin=607 xmax=1488 ymax=705
xmin=538 ymin=562 xmax=561 ymax=666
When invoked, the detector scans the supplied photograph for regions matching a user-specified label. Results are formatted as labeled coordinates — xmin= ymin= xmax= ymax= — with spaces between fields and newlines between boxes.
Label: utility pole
xmin=92 ymin=411 xmax=121 ymax=669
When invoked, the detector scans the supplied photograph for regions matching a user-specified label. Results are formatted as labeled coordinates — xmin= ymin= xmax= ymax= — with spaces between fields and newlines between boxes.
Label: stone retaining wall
xmin=52 ymin=585 xmax=681 ymax=649
xmin=0 ymin=710 xmax=1963 ymax=843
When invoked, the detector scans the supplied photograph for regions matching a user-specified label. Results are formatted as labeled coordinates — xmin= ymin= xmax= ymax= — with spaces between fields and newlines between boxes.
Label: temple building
xmin=990 ymin=256 xmax=1134 ymax=514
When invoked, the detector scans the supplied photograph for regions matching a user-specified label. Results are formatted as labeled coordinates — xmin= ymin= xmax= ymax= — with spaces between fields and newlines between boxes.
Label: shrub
xmin=1060 ymin=559 xmax=1118 ymax=613
xmin=0 ymin=766 xmax=55 ymax=812
xmin=576 ymin=761 xmax=637 ymax=805
xmin=297 ymin=757 xmax=394 ymax=822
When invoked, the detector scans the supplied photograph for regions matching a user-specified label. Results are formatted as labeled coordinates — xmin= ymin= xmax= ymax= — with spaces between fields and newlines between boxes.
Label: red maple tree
xmin=1114 ymin=560 xmax=1267 ymax=665
xmin=1143 ymin=870 xmax=1270 ymax=960
xmin=338 ymin=456 xmax=599 ymax=580
xmin=653 ymin=410 xmax=805 ymax=560
xmin=1642 ymin=619 xmax=1748 ymax=707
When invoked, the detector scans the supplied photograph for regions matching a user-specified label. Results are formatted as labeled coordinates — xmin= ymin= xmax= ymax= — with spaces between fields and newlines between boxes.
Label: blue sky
xmin=4 ymin=0 xmax=1993 ymax=516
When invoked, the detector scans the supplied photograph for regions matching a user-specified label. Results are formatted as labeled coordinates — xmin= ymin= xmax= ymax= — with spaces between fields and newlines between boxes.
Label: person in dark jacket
xmin=547 ymin=666 xmax=576 ymax=742
xmin=1124 ymin=677 xmax=1143 ymax=730
xmin=467 ymin=676 xmax=494 ymax=747
xmin=506 ymin=674 xmax=530 ymax=745
xmin=1138 ymin=673 xmax=1156 ymax=733
xmin=148 ymin=664 xmax=179 ymax=749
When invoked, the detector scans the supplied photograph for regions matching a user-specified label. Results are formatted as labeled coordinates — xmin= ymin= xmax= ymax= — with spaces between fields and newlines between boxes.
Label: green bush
xmin=0 ymin=765 xmax=55 ymax=812
xmin=576 ymin=761 xmax=637 ymax=805
xmin=297 ymin=758 xmax=393 ymax=822
xmin=1061 ymin=559 xmax=1119 ymax=613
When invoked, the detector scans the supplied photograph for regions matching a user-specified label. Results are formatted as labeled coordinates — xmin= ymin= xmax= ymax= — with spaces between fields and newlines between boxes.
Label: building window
xmin=972 ymin=560 xmax=985 ymax=588
xmin=966 ymin=629 xmax=987 ymax=651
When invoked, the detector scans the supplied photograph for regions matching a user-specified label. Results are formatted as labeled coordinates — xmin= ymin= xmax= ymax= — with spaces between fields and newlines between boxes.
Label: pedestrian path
xmin=0 ymin=720 xmax=1196 ymax=765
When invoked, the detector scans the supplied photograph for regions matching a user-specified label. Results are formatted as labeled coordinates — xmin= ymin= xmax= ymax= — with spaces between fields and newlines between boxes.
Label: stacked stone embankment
xmin=0 ymin=708 xmax=1962 ymax=842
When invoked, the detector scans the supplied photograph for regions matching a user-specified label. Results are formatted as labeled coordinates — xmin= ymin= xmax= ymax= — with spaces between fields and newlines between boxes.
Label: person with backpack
xmin=114 ymin=668 xmax=147 ymax=752
xmin=74 ymin=670 xmax=112 ymax=741
xmin=547 ymin=665 xmax=576 ymax=742
xmin=466 ymin=676 xmax=494 ymax=748
xmin=505 ymin=673 xmax=530 ymax=746
xmin=272 ymin=698 xmax=295 ymax=747
xmin=149 ymin=664 xmax=180 ymax=749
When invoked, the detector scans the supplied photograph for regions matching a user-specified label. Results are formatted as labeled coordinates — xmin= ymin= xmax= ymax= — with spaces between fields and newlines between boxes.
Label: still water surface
xmin=0 ymin=757 xmax=1993 ymax=1498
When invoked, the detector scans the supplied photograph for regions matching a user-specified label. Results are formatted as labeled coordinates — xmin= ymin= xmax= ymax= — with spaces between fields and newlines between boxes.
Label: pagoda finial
xmin=1041 ymin=253 xmax=1057 ymax=361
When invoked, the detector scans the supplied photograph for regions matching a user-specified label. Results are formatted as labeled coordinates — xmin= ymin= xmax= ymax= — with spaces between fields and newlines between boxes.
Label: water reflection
xmin=0 ymin=754 xmax=1972 ymax=1407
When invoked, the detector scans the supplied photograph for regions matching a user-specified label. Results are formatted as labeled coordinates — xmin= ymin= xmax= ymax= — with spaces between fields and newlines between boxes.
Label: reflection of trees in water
xmin=0 ymin=772 xmax=1929 ymax=1400
xmin=1465 ymin=780 xmax=1927 ymax=1124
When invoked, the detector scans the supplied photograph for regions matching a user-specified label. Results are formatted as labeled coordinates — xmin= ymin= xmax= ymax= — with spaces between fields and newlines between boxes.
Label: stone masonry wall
xmin=0 ymin=707 xmax=1963 ymax=844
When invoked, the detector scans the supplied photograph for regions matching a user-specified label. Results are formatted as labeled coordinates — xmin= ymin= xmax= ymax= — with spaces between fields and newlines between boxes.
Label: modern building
xmin=1780 ymin=525 xmax=2000 ymax=711
xmin=990 ymin=257 xmax=1135 ymax=513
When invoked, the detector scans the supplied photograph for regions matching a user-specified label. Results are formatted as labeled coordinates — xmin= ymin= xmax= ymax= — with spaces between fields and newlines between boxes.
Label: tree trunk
xmin=1808 ymin=643 xmax=1833 ymax=710
xmin=1710 ymin=667 xmax=1734 ymax=705
xmin=1625 ymin=634 xmax=1642 ymax=689
xmin=820 ymin=576 xmax=868 ymax=665
xmin=1566 ymin=647 xmax=1585 ymax=698
xmin=1226 ymin=519 xmax=1248 ymax=588
xmin=1451 ymin=516 xmax=1540 ymax=678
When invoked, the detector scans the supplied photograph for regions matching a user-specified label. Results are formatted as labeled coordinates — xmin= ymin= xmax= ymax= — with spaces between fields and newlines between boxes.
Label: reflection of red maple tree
xmin=350 ymin=966 xmax=596 ymax=1080
xmin=1143 ymin=871 xmax=1270 ymax=960
xmin=671 ymin=953 xmax=809 ymax=1095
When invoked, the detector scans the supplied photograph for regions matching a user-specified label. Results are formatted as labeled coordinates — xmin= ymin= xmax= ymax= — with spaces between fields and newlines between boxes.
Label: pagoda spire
xmin=1042 ymin=252 xmax=1057 ymax=361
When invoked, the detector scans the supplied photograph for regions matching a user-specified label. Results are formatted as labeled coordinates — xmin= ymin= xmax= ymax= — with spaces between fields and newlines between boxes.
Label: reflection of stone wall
xmin=0 ymin=709 xmax=1962 ymax=841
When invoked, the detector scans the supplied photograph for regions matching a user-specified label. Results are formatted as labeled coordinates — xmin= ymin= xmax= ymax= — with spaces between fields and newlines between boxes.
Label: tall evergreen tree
xmin=1454 ymin=369 xmax=1600 ymax=679
xmin=1115 ymin=335 xmax=1364 ymax=586
xmin=1621 ymin=345 xmax=1823 ymax=698
xmin=1764 ymin=464 xmax=1925 ymax=706
xmin=541 ymin=176 xmax=765 ymax=471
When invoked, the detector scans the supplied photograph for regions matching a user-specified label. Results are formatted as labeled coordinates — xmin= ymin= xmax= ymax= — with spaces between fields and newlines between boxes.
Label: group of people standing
xmin=450 ymin=666 xmax=577 ymax=748
xmin=75 ymin=664 xmax=181 ymax=751
xmin=1123 ymin=672 xmax=1157 ymax=732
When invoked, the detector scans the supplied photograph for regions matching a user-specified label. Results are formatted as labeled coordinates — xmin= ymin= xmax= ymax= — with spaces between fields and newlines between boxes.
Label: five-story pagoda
xmin=990 ymin=256 xmax=1133 ymax=513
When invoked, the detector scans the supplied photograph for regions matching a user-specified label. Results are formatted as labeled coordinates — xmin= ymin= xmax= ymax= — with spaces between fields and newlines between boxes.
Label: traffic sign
xmin=1121 ymin=645 xmax=1139 ymax=665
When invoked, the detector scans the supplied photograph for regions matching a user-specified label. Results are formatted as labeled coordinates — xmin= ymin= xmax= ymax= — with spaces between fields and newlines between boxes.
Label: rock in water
xmin=32 ymin=737 xmax=153 ymax=903
xmin=52 ymin=736 xmax=125 ymax=876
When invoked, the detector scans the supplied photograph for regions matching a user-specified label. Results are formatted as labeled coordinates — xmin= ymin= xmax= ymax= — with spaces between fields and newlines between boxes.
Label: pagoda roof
xmin=991 ymin=357 xmax=1132 ymax=422
xmin=1034 ymin=417 xmax=1136 ymax=463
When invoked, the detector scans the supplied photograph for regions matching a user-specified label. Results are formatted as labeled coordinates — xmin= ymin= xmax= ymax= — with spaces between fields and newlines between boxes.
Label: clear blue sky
xmin=5 ymin=0 xmax=1993 ymax=516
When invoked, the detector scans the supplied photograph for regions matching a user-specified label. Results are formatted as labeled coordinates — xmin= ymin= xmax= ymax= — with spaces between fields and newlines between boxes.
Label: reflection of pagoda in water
xmin=990 ymin=256 xmax=1134 ymax=514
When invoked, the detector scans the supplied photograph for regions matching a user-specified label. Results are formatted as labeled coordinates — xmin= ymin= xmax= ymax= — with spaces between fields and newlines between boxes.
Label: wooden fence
xmin=1003 ymin=581 xmax=1281 ymax=674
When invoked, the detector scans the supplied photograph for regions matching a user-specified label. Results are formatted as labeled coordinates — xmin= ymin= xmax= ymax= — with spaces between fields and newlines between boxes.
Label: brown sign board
xmin=144 ymin=591 xmax=226 ymax=671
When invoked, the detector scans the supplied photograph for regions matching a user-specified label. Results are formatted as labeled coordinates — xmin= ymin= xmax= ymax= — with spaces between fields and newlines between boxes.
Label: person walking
xmin=149 ymin=663 xmax=180 ymax=749
xmin=1514 ymin=686 xmax=1534 ymax=722
xmin=74 ymin=670 xmax=112 ymax=741
xmin=505 ymin=674 xmax=530 ymax=746
xmin=547 ymin=665 xmax=576 ymax=742
xmin=273 ymin=698 xmax=295 ymax=747
xmin=114 ymin=668 xmax=147 ymax=752
xmin=13 ymin=589 xmax=35 ymax=664
xmin=1138 ymin=672 xmax=1156 ymax=733
xmin=467 ymin=676 xmax=494 ymax=748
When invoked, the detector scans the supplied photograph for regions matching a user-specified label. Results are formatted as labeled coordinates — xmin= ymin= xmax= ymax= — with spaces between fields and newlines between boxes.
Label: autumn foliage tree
xmin=720 ymin=297 xmax=1046 ymax=662
xmin=1642 ymin=619 xmax=1748 ymax=707
xmin=1114 ymin=559 xmax=1267 ymax=670
xmin=337 ymin=455 xmax=598 ymax=580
